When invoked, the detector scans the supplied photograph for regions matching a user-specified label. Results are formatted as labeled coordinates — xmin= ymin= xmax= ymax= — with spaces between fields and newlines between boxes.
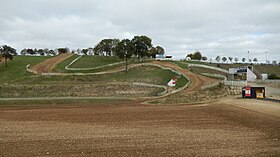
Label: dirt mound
xmin=31 ymin=53 xmax=73 ymax=73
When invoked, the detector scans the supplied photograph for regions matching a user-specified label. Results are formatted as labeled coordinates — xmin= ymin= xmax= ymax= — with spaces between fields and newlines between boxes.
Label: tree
xmin=272 ymin=60 xmax=277 ymax=65
xmin=186 ymin=51 xmax=202 ymax=60
xmin=93 ymin=39 xmax=120 ymax=56
xmin=234 ymin=57 xmax=239 ymax=63
xmin=81 ymin=49 xmax=89 ymax=55
xmin=222 ymin=57 xmax=227 ymax=63
xmin=57 ymin=48 xmax=68 ymax=54
xmin=49 ymin=50 xmax=56 ymax=56
xmin=0 ymin=45 xmax=17 ymax=67
xmin=149 ymin=46 xmax=165 ymax=58
xmin=21 ymin=49 xmax=27 ymax=55
xmin=132 ymin=35 xmax=152 ymax=61
xmin=43 ymin=48 xmax=50 ymax=56
xmin=186 ymin=53 xmax=193 ymax=60
xmin=215 ymin=56 xmax=221 ymax=63
xmin=27 ymin=49 xmax=35 ymax=55
xmin=242 ymin=58 xmax=246 ymax=63
xmin=38 ymin=49 xmax=45 ymax=56
xmin=253 ymin=58 xmax=258 ymax=64
xmin=228 ymin=57 xmax=233 ymax=63
xmin=202 ymin=56 xmax=207 ymax=61
xmin=115 ymin=39 xmax=134 ymax=72
xmin=192 ymin=51 xmax=202 ymax=60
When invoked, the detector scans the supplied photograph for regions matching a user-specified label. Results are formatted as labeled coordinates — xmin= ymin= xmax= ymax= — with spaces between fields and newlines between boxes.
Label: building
xmin=156 ymin=54 xmax=173 ymax=61
xmin=228 ymin=66 xmax=257 ymax=81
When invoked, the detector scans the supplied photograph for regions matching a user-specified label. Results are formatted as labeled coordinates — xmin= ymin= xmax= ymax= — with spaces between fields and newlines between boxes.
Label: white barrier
xmin=184 ymin=63 xmax=229 ymax=73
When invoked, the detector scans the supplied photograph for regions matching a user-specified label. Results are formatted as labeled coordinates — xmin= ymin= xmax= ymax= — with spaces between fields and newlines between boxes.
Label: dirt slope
xmin=31 ymin=53 xmax=73 ymax=73
xmin=151 ymin=61 xmax=218 ymax=93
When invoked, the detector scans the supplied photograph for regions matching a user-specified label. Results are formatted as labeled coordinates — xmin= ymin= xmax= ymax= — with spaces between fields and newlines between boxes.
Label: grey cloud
xmin=0 ymin=0 xmax=279 ymax=62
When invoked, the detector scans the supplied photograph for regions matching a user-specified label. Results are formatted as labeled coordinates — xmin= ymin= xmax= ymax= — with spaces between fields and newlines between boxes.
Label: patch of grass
xmin=53 ymin=55 xmax=149 ymax=73
xmin=0 ymin=98 xmax=134 ymax=106
xmin=111 ymin=66 xmax=179 ymax=85
xmin=176 ymin=75 xmax=189 ymax=89
xmin=0 ymin=56 xmax=51 ymax=84
xmin=53 ymin=54 xmax=79 ymax=72
xmin=70 ymin=55 xmax=123 ymax=68
xmin=153 ymin=84 xmax=228 ymax=104
xmin=190 ymin=67 xmax=227 ymax=76
xmin=172 ymin=61 xmax=188 ymax=69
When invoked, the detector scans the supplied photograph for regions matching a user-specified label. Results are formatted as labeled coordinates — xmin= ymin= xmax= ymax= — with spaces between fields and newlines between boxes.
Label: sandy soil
xmin=0 ymin=98 xmax=279 ymax=156
xmin=31 ymin=53 xmax=73 ymax=73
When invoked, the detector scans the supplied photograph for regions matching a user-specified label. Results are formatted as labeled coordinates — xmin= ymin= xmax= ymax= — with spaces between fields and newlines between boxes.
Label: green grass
xmin=53 ymin=54 xmax=79 ymax=72
xmin=189 ymin=67 xmax=227 ymax=76
xmin=176 ymin=75 xmax=189 ymax=89
xmin=70 ymin=55 xmax=123 ymax=68
xmin=14 ymin=66 xmax=185 ymax=85
xmin=53 ymin=55 xmax=149 ymax=73
xmin=1 ymin=65 xmax=188 ymax=98
xmin=0 ymin=56 xmax=51 ymax=84
xmin=172 ymin=61 xmax=188 ymax=69
xmin=0 ymin=98 xmax=134 ymax=106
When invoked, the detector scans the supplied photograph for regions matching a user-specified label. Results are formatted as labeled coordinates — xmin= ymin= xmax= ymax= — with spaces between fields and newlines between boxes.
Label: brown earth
xmin=0 ymin=97 xmax=279 ymax=156
xmin=31 ymin=53 xmax=73 ymax=73
xmin=1 ymin=58 xmax=279 ymax=156
xmin=151 ymin=61 xmax=218 ymax=93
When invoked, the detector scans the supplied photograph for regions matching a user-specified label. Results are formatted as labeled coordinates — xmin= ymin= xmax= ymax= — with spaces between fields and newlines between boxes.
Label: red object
xmin=245 ymin=86 xmax=251 ymax=97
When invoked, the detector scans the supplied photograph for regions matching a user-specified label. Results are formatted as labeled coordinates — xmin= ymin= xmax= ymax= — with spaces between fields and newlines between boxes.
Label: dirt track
xmin=151 ymin=61 xmax=217 ymax=93
xmin=0 ymin=98 xmax=280 ymax=156
xmin=1 ymin=58 xmax=279 ymax=156
xmin=31 ymin=53 xmax=73 ymax=73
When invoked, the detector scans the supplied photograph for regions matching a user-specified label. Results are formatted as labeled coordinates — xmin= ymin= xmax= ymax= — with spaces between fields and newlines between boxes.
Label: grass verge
xmin=0 ymin=98 xmax=135 ymax=106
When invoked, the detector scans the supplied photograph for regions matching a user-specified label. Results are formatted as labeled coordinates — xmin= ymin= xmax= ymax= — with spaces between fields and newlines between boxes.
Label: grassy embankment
xmin=0 ymin=56 xmax=51 ymax=84
xmin=183 ymin=61 xmax=280 ymax=76
xmin=0 ymin=56 xmax=188 ymax=100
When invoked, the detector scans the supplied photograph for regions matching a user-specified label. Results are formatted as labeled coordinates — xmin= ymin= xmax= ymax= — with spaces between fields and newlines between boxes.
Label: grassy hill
xmin=54 ymin=55 xmax=139 ymax=73
xmin=0 ymin=56 xmax=51 ymax=84
xmin=0 ymin=56 xmax=188 ymax=98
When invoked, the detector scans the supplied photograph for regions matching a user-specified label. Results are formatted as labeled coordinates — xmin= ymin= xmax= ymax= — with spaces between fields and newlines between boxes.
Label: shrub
xmin=268 ymin=74 xmax=280 ymax=79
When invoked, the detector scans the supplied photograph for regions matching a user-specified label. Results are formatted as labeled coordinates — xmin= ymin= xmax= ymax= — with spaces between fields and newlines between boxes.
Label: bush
xmin=268 ymin=74 xmax=280 ymax=79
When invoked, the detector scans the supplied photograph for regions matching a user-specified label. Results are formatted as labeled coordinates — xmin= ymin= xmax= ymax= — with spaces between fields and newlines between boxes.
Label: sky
xmin=0 ymin=0 xmax=280 ymax=62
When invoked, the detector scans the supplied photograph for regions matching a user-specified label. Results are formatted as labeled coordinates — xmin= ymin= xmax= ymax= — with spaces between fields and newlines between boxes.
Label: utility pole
xmin=265 ymin=51 xmax=267 ymax=64
xmin=248 ymin=51 xmax=250 ymax=63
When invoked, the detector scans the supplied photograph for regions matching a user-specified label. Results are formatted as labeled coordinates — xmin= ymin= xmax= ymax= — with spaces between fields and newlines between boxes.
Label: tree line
xmin=185 ymin=52 xmax=279 ymax=65
xmin=1 ymin=35 xmax=165 ymax=69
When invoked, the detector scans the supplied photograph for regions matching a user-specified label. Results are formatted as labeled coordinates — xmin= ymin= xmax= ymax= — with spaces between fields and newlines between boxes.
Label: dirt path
xmin=31 ymin=53 xmax=73 ymax=73
xmin=151 ymin=61 xmax=218 ymax=94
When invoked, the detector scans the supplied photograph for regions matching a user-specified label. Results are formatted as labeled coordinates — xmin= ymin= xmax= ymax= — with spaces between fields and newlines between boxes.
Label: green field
xmin=0 ymin=56 xmax=51 ymax=84
xmin=54 ymin=55 xmax=143 ymax=73
xmin=70 ymin=55 xmax=123 ymax=68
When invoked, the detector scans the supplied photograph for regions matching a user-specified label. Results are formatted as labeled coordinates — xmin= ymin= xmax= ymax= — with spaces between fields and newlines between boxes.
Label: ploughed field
xmin=0 ymin=100 xmax=279 ymax=156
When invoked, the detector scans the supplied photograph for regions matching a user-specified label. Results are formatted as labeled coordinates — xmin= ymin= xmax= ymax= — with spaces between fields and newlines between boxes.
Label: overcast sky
xmin=1 ymin=0 xmax=280 ymax=62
